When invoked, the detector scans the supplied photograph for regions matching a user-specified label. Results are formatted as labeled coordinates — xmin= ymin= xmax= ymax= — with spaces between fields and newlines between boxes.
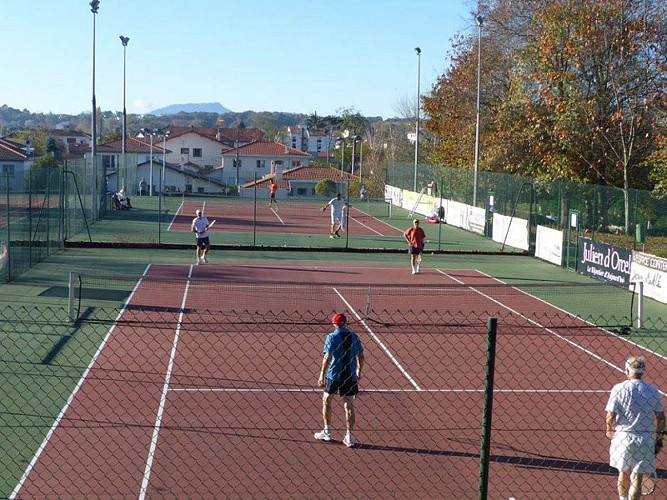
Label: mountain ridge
xmin=148 ymin=102 xmax=232 ymax=116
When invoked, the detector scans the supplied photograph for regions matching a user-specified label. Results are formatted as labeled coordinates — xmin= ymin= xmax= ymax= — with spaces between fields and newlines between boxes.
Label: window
xmin=317 ymin=139 xmax=322 ymax=151
xmin=2 ymin=164 xmax=14 ymax=176
xmin=256 ymin=160 xmax=266 ymax=169
xmin=180 ymin=148 xmax=189 ymax=155
xmin=193 ymin=148 xmax=202 ymax=158
xmin=297 ymin=188 xmax=307 ymax=196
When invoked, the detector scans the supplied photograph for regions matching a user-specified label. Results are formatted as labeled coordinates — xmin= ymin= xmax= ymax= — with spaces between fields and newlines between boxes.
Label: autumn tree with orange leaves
xmin=423 ymin=0 xmax=667 ymax=232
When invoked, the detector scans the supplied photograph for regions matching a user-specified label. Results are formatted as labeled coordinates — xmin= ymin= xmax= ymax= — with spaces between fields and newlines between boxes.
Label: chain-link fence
xmin=0 ymin=157 xmax=107 ymax=283
xmin=2 ymin=302 xmax=666 ymax=498
xmin=389 ymin=161 xmax=667 ymax=237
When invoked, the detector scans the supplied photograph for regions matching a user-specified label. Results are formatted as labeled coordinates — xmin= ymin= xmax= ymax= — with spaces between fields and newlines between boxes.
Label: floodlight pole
xmin=414 ymin=47 xmax=421 ymax=192
xmin=120 ymin=35 xmax=129 ymax=191
xmin=90 ymin=1 xmax=100 ymax=177
xmin=473 ymin=15 xmax=483 ymax=207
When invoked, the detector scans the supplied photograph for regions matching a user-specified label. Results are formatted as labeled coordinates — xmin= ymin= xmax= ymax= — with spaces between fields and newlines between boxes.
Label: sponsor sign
xmin=630 ymin=252 xmax=667 ymax=305
xmin=578 ymin=237 xmax=632 ymax=287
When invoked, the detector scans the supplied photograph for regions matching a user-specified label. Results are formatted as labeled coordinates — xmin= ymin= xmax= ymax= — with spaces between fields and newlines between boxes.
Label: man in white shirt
xmin=320 ymin=193 xmax=347 ymax=239
xmin=191 ymin=209 xmax=211 ymax=265
xmin=605 ymin=355 xmax=665 ymax=500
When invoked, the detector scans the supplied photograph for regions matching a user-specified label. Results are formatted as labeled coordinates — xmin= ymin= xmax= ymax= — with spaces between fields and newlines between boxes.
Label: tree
xmin=315 ymin=179 xmax=337 ymax=197
xmin=422 ymin=0 xmax=667 ymax=233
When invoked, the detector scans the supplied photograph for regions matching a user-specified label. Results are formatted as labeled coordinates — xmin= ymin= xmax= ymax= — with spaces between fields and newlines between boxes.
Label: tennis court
xmin=7 ymin=262 xmax=667 ymax=498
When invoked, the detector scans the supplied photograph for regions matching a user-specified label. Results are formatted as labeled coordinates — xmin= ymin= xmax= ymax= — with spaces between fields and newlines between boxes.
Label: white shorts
xmin=331 ymin=211 xmax=343 ymax=224
xmin=610 ymin=433 xmax=656 ymax=473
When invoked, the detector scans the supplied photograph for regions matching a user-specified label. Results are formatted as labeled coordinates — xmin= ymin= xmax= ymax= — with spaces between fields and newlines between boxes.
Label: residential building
xmin=0 ymin=138 xmax=31 ymax=191
xmin=285 ymin=125 xmax=336 ymax=160
xmin=161 ymin=126 xmax=265 ymax=169
xmin=241 ymin=166 xmax=356 ymax=199
xmin=215 ymin=141 xmax=311 ymax=193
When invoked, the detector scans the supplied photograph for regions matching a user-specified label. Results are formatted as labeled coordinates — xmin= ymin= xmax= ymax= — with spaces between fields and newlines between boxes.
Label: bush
xmin=315 ymin=179 xmax=337 ymax=197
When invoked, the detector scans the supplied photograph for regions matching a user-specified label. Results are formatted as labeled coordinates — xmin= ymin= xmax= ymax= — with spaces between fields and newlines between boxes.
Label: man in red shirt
xmin=404 ymin=219 xmax=426 ymax=274
xmin=268 ymin=180 xmax=278 ymax=209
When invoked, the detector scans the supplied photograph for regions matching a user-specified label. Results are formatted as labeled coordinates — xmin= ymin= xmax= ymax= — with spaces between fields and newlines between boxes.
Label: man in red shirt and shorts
xmin=404 ymin=219 xmax=426 ymax=274
xmin=268 ymin=180 xmax=278 ymax=209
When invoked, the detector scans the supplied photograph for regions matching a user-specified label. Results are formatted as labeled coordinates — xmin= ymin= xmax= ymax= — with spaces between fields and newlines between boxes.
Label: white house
xmin=216 ymin=141 xmax=311 ymax=193
xmin=285 ymin=125 xmax=336 ymax=159
xmin=0 ymin=138 xmax=31 ymax=191
xmin=160 ymin=126 xmax=265 ymax=169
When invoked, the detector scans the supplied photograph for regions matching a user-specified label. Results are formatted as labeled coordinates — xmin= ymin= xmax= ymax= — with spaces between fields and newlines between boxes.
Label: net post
xmin=636 ymin=281 xmax=644 ymax=329
xmin=478 ymin=317 xmax=497 ymax=500
xmin=67 ymin=271 xmax=77 ymax=321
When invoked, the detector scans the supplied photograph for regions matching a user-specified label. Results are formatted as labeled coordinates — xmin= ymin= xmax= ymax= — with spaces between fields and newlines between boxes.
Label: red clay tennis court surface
xmin=11 ymin=263 xmax=667 ymax=498
xmin=168 ymin=199 xmax=403 ymax=237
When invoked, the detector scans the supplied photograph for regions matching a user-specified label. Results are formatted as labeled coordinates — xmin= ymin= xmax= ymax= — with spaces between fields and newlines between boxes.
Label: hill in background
xmin=148 ymin=102 xmax=232 ymax=116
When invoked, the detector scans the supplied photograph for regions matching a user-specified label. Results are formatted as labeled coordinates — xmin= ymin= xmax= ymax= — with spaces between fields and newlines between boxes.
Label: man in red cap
xmin=315 ymin=312 xmax=365 ymax=447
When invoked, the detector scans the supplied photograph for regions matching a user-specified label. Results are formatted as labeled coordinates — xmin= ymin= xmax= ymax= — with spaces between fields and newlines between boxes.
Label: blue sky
xmin=3 ymin=0 xmax=477 ymax=119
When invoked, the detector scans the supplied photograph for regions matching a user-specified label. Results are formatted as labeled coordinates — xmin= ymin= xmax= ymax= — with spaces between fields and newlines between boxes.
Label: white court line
xmin=271 ymin=207 xmax=286 ymax=225
xmin=138 ymin=266 xmax=192 ymax=499
xmin=333 ymin=287 xmax=421 ymax=391
xmin=10 ymin=263 xmax=154 ymax=500
xmin=348 ymin=206 xmax=405 ymax=234
xmin=170 ymin=387 xmax=611 ymax=394
xmin=436 ymin=269 xmax=667 ymax=397
xmin=166 ymin=199 xmax=185 ymax=231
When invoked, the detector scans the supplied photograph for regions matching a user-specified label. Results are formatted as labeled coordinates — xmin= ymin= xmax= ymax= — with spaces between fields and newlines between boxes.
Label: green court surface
xmin=65 ymin=195 xmax=519 ymax=253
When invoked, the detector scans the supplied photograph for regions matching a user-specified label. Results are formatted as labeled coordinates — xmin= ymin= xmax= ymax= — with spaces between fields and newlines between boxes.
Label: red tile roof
xmin=163 ymin=126 xmax=264 ymax=144
xmin=222 ymin=141 xmax=311 ymax=157
xmin=97 ymin=136 xmax=167 ymax=154
xmin=0 ymin=139 xmax=28 ymax=161
xmin=241 ymin=166 xmax=355 ymax=188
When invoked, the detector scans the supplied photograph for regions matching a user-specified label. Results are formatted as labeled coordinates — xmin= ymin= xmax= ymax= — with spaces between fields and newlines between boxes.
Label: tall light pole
xmin=162 ymin=130 xmax=169 ymax=194
xmin=236 ymin=120 xmax=245 ymax=190
xmin=120 ymin=35 xmax=129 ymax=191
xmin=90 ymin=1 xmax=100 ymax=175
xmin=351 ymin=136 xmax=357 ymax=176
xmin=143 ymin=128 xmax=156 ymax=196
xmin=473 ymin=15 xmax=483 ymax=207
xmin=414 ymin=47 xmax=421 ymax=192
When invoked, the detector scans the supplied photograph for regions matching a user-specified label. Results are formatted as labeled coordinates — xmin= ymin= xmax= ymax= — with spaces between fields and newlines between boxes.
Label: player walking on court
xmin=320 ymin=192 xmax=347 ymax=238
xmin=605 ymin=355 xmax=665 ymax=499
xmin=404 ymin=218 xmax=426 ymax=274
xmin=315 ymin=312 xmax=364 ymax=447
xmin=268 ymin=180 xmax=278 ymax=209
xmin=191 ymin=209 xmax=212 ymax=265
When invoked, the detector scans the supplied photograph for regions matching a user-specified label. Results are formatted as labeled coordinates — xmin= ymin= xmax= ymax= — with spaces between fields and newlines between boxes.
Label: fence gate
xmin=565 ymin=210 xmax=580 ymax=271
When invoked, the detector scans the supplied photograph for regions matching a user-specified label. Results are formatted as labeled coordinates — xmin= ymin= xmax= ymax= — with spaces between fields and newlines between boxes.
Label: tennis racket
xmin=207 ymin=220 xmax=216 ymax=230
xmin=642 ymin=472 xmax=657 ymax=495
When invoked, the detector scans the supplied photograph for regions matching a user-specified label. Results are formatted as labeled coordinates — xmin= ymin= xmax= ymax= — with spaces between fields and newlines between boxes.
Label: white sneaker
xmin=314 ymin=430 xmax=332 ymax=442
xmin=202 ymin=256 xmax=208 ymax=264
xmin=343 ymin=434 xmax=356 ymax=447
xmin=411 ymin=269 xmax=416 ymax=274
xmin=415 ymin=267 xmax=420 ymax=274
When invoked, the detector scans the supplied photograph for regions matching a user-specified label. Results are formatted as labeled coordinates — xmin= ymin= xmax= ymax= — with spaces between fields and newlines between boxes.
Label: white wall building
xmin=285 ymin=125 xmax=335 ymax=159
xmin=216 ymin=141 xmax=311 ymax=192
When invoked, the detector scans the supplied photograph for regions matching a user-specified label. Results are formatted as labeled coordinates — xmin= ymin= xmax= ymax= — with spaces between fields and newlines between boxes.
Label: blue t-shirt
xmin=322 ymin=327 xmax=363 ymax=382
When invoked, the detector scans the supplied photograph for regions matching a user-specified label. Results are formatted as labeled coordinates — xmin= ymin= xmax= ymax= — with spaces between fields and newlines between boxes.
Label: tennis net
xmin=68 ymin=271 xmax=640 ymax=331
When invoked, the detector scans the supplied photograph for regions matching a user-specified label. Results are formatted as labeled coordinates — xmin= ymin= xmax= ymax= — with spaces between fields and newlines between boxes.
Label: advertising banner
xmin=630 ymin=252 xmax=667 ymax=305
xmin=578 ymin=237 xmax=632 ymax=287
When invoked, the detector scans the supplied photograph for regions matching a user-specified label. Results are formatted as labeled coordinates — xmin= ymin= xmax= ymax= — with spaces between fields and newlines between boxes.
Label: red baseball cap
xmin=332 ymin=312 xmax=347 ymax=326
